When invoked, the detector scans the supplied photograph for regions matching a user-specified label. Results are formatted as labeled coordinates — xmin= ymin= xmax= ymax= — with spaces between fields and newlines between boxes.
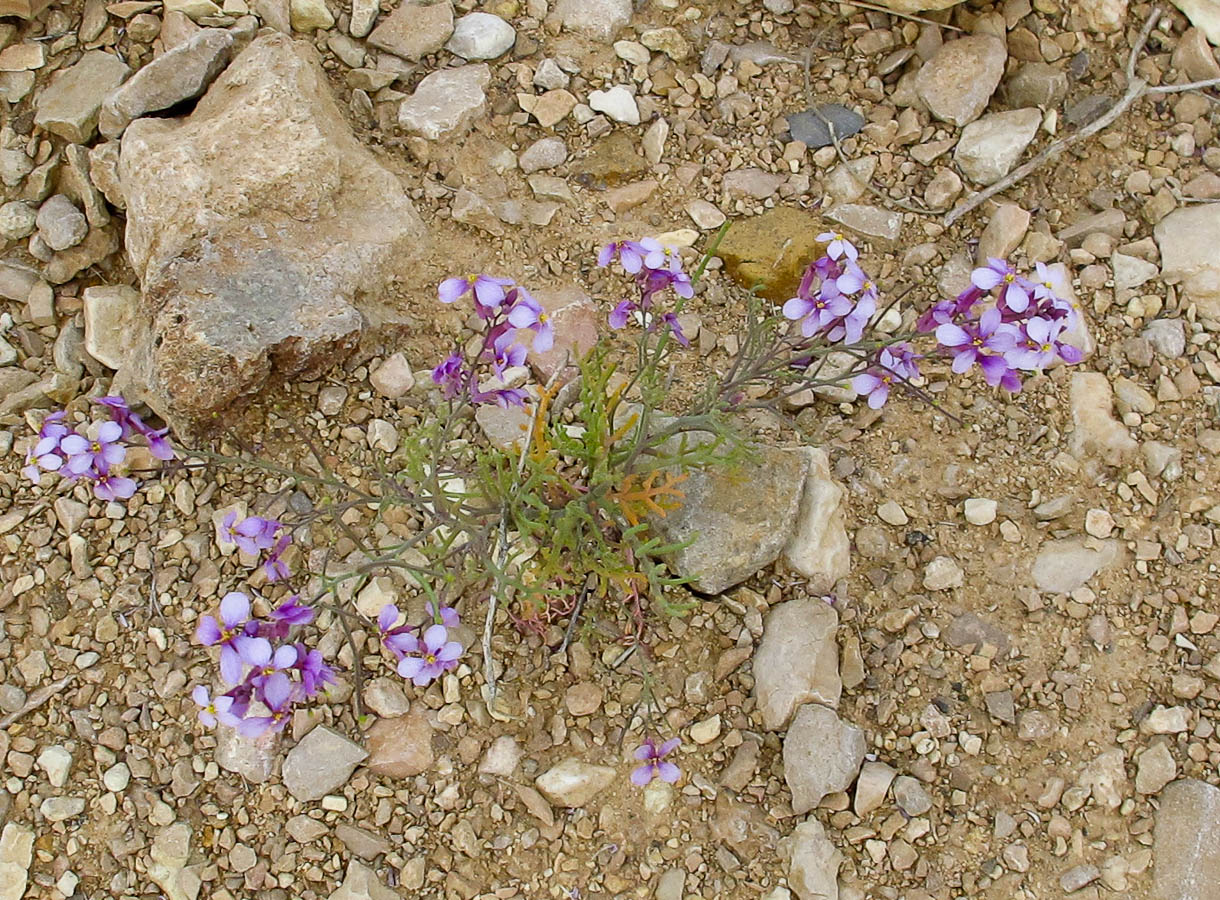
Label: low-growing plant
xmin=18 ymin=227 xmax=1084 ymax=782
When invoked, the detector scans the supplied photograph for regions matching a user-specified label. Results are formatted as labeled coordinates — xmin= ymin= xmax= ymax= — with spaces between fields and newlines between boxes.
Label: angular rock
xmin=893 ymin=775 xmax=932 ymax=816
xmin=854 ymin=761 xmax=896 ymax=816
xmin=754 ymin=598 xmax=840 ymax=731
xmin=779 ymin=818 xmax=842 ymax=900
xmin=369 ymin=352 xmax=414 ymax=399
xmin=100 ymin=29 xmax=235 ymax=139
xmin=1078 ymin=747 xmax=1127 ymax=809
xmin=588 ymin=85 xmax=640 ymax=125
xmin=447 ymin=12 xmax=515 ymax=60
xmin=519 ymin=137 xmax=567 ymax=174
xmin=650 ymin=446 xmax=808 ymax=595
xmin=783 ymin=447 xmax=850 ymax=590
xmin=398 ymin=64 xmax=490 ymax=140
xmin=554 ymin=0 xmax=631 ymax=41
xmin=1005 ymin=62 xmax=1069 ymax=110
xmin=954 ymin=108 xmax=1041 ymax=186
xmin=1144 ymin=319 xmax=1186 ymax=358
xmin=1156 ymin=204 xmax=1220 ymax=319
xmin=368 ymin=0 xmax=453 ymax=60
xmin=281 ymin=725 xmax=367 ymax=801
xmin=1072 ymin=0 xmax=1127 ymax=33
xmin=823 ymin=204 xmax=902 ymax=245
xmin=327 ymin=860 xmax=400 ymax=900
xmin=641 ymin=26 xmax=689 ymax=61
xmin=36 ymin=195 xmax=88 ymax=252
xmin=915 ymin=35 xmax=1007 ymax=127
xmin=785 ymin=103 xmax=864 ymax=148
xmin=0 ymin=823 xmax=33 ymax=900
xmin=34 ymin=50 xmax=131 ymax=143
xmin=784 ymin=704 xmax=866 ymax=814
xmin=723 ymin=167 xmax=784 ymax=199
xmin=0 ymin=0 xmax=53 ymax=17
xmin=148 ymin=822 xmax=201 ymax=900
xmin=117 ymin=34 xmax=424 ymax=434
xmin=290 ymin=0 xmax=333 ymax=30
xmin=1155 ymin=778 xmax=1220 ymax=900
xmin=1069 ymin=372 xmax=1138 ymax=465
xmin=215 ymin=723 xmax=278 ymax=783
xmin=1032 ymin=538 xmax=1122 ymax=594
xmin=1173 ymin=26 xmax=1220 ymax=81
xmin=0 ymin=201 xmax=36 ymax=241
xmin=525 ymin=286 xmax=598 ymax=381
xmin=366 ymin=709 xmax=434 ymax=778
xmin=1136 ymin=743 xmax=1177 ymax=795
xmin=536 ymin=758 xmax=616 ymax=807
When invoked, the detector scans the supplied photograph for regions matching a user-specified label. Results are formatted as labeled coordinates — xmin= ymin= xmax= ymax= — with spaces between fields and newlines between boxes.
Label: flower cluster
xmin=782 ymin=232 xmax=878 ymax=346
xmin=194 ymin=591 xmax=334 ymax=737
xmin=433 ymin=274 xmax=553 ymax=408
xmin=599 ymin=238 xmax=694 ymax=346
xmin=22 ymin=396 xmax=174 ymax=501
xmin=377 ymin=601 xmax=464 ymax=687
xmin=217 ymin=511 xmax=293 ymax=582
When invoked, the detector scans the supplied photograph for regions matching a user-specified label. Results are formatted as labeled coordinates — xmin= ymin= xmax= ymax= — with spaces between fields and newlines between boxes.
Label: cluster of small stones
xmin=3 ymin=0 xmax=1220 ymax=899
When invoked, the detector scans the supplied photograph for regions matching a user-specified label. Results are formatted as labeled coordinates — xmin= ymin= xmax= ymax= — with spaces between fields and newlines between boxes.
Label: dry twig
xmin=945 ymin=6 xmax=1220 ymax=226
xmin=0 ymin=675 xmax=75 ymax=729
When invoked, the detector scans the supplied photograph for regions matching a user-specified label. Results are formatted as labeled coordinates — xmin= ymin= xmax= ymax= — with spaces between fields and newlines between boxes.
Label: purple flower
xmin=426 ymin=602 xmax=460 ymax=628
xmin=834 ymin=261 xmax=878 ymax=302
xmin=489 ymin=326 xmax=528 ymax=377
xmin=237 ymin=671 xmax=295 ymax=738
xmin=270 ymin=595 xmax=314 ymax=627
xmin=609 ymin=300 xmax=637 ymax=330
xmin=378 ymin=604 xmax=417 ymax=659
xmin=60 ymin=420 xmax=125 ymax=476
xmin=817 ymin=231 xmax=859 ymax=261
xmin=439 ymin=274 xmax=515 ymax=309
xmin=396 ymin=624 xmax=462 ymax=686
xmin=95 ymin=396 xmax=175 ymax=459
xmin=507 ymin=288 xmax=555 ymax=353
xmin=192 ymin=685 xmax=238 ymax=729
xmin=432 ymin=352 xmax=467 ymax=398
xmin=654 ymin=312 xmax=690 ymax=347
xmin=1005 ymin=316 xmax=1084 ymax=370
xmin=262 ymin=533 xmax=293 ymax=582
xmin=218 ymin=511 xmax=278 ymax=557
xmin=197 ymin=592 xmax=260 ymax=685
xmin=23 ymin=412 xmax=71 ymax=484
xmin=293 ymin=645 xmax=335 ymax=698
xmin=971 ymin=258 xmax=1032 ymax=314
xmin=935 ymin=306 xmax=1013 ymax=382
xmin=244 ymin=642 xmax=299 ymax=692
xmin=631 ymin=737 xmax=681 ymax=786
xmin=852 ymin=344 xmax=920 ymax=410
xmin=92 ymin=469 xmax=137 ymax=502
xmin=1030 ymin=261 xmax=1070 ymax=304
xmin=599 ymin=238 xmax=666 ymax=275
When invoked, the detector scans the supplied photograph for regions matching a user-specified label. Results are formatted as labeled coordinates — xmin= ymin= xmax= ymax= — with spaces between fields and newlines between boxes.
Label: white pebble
xmin=963 ymin=498 xmax=997 ymax=526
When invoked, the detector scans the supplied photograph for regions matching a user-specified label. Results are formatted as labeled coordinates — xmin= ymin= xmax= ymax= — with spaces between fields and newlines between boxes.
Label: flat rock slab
xmin=717 ymin=206 xmax=824 ymax=302
xmin=649 ymin=445 xmax=808 ymax=595
xmin=117 ymin=34 xmax=424 ymax=435
xmin=282 ymin=725 xmax=367 ymax=801
xmin=753 ymin=598 xmax=841 ymax=731
xmin=1032 ymin=537 xmax=1122 ymax=594
xmin=785 ymin=103 xmax=865 ymax=148
xmin=915 ymin=34 xmax=1006 ymax=127
xmin=1155 ymin=778 xmax=1220 ymax=900
xmin=1156 ymin=203 xmax=1220 ymax=319
xmin=34 ymin=50 xmax=131 ymax=143
xmin=783 ymin=703 xmax=866 ymax=815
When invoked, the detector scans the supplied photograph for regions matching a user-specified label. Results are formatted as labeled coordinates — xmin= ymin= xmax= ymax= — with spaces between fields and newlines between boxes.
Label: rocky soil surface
xmin=3 ymin=0 xmax=1220 ymax=899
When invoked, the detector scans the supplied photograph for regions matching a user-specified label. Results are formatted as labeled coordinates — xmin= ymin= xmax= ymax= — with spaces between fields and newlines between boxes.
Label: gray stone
xmin=779 ymin=817 xmax=842 ymax=900
xmin=368 ymin=0 xmax=453 ymax=60
xmin=754 ymin=598 xmax=840 ymax=731
xmin=1078 ymin=747 xmax=1127 ymax=809
xmin=40 ymin=796 xmax=85 ymax=821
xmin=893 ymin=775 xmax=932 ymax=816
xmin=1005 ymin=62 xmax=1069 ymax=109
xmin=37 ymin=745 xmax=72 ymax=787
xmin=1156 ymin=204 xmax=1220 ymax=319
xmin=782 ymin=447 xmax=850 ymax=590
xmin=649 ymin=446 xmax=808 ymax=595
xmin=1143 ymin=319 xmax=1186 ymax=358
xmin=519 ymin=137 xmax=568 ymax=174
xmin=369 ymin=352 xmax=414 ymax=398
xmin=333 ymin=824 xmax=392 ymax=860
xmin=1155 ymin=779 xmax=1220 ymax=900
xmin=327 ymin=861 xmax=401 ymax=900
xmin=785 ymin=103 xmax=865 ymax=148
xmin=915 ymin=34 xmax=1007 ymax=127
xmin=0 ymin=201 xmax=36 ymax=240
xmin=281 ymin=725 xmax=367 ymax=801
xmin=398 ymin=64 xmax=490 ymax=140
xmin=100 ymin=29 xmax=235 ymax=139
xmin=533 ymin=58 xmax=569 ymax=90
xmin=944 ymin=612 xmax=1010 ymax=653
xmin=824 ymin=203 xmax=902 ymax=245
xmin=1069 ymin=372 xmax=1138 ymax=465
xmin=535 ymin=758 xmax=616 ymax=807
xmin=554 ymin=0 xmax=631 ymax=41
xmin=1060 ymin=865 xmax=1100 ymax=893
xmin=1113 ymin=252 xmax=1160 ymax=293
xmin=1032 ymin=538 xmax=1122 ymax=594
xmin=36 ymin=195 xmax=88 ymax=252
xmin=447 ymin=12 xmax=515 ymax=60
xmin=147 ymin=822 xmax=201 ymax=900
xmin=854 ymin=761 xmax=896 ymax=816
xmin=118 ymin=34 xmax=424 ymax=434
xmin=479 ymin=735 xmax=522 ymax=777
xmin=34 ymin=50 xmax=131 ymax=143
xmin=783 ymin=704 xmax=866 ymax=814
xmin=723 ymin=167 xmax=784 ymax=199
xmin=349 ymin=0 xmax=377 ymax=37
xmin=954 ymin=108 xmax=1041 ymax=185
xmin=1136 ymin=743 xmax=1177 ymax=795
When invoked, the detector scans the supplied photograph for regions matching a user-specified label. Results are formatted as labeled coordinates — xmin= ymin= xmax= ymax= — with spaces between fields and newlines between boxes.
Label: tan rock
xmin=366 ymin=709 xmax=435 ymax=778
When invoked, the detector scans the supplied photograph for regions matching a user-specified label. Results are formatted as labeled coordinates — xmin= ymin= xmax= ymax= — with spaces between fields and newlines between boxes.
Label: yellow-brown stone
xmin=716 ymin=206 xmax=825 ymax=302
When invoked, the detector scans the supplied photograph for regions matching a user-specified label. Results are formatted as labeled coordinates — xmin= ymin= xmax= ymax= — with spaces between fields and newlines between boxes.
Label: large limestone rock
xmin=753 ymin=598 xmax=841 ymax=731
xmin=649 ymin=446 xmax=808 ymax=595
xmin=783 ymin=704 xmax=866 ymax=814
xmin=780 ymin=818 xmax=843 ymax=900
xmin=915 ymin=35 xmax=1007 ymax=127
xmin=1154 ymin=779 xmax=1220 ymax=900
xmin=117 ymin=34 xmax=424 ymax=434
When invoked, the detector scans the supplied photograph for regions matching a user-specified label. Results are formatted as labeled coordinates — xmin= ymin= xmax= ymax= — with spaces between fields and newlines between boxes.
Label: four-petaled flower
xmin=971 ymin=257 xmax=1032 ymax=313
xmin=192 ymin=685 xmax=238 ymax=729
xmin=197 ymin=592 xmax=261 ymax=685
xmin=439 ymin=274 xmax=515 ymax=309
xmin=631 ymin=737 xmax=681 ymax=786
xmin=60 ymin=420 xmax=126 ymax=476
xmin=397 ymin=624 xmax=463 ymax=686
xmin=507 ymin=288 xmax=555 ymax=353
xmin=817 ymin=231 xmax=859 ymax=261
